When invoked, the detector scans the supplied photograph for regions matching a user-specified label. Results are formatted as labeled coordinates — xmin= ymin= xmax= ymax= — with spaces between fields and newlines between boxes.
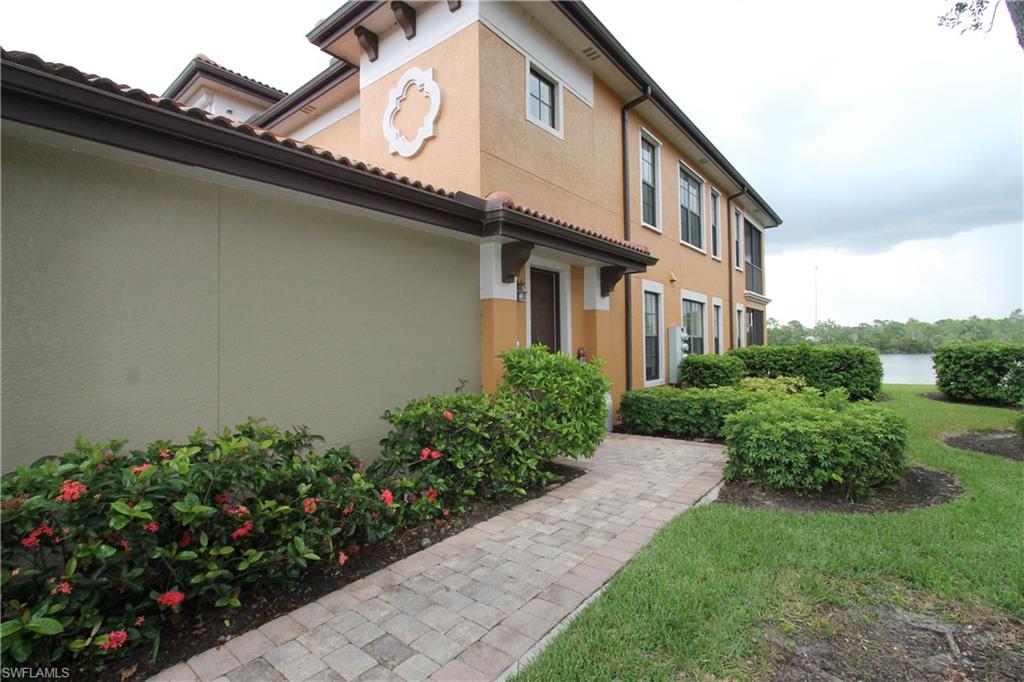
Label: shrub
xmin=678 ymin=354 xmax=746 ymax=388
xmin=933 ymin=341 xmax=1024 ymax=405
xmin=0 ymin=420 xmax=387 ymax=670
xmin=619 ymin=386 xmax=762 ymax=439
xmin=739 ymin=375 xmax=808 ymax=395
xmin=729 ymin=344 xmax=883 ymax=400
xmin=1015 ymin=412 xmax=1024 ymax=437
xmin=722 ymin=399 xmax=908 ymax=498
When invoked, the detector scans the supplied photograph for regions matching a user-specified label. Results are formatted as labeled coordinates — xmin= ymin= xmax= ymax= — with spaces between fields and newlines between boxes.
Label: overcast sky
xmin=3 ymin=0 xmax=1021 ymax=325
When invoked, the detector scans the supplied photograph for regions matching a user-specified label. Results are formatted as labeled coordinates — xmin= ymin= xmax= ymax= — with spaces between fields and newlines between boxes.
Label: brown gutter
xmin=621 ymin=86 xmax=650 ymax=391
xmin=726 ymin=187 xmax=747 ymax=349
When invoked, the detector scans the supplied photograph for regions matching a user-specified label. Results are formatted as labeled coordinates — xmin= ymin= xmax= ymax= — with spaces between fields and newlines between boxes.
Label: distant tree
xmin=939 ymin=0 xmax=1024 ymax=50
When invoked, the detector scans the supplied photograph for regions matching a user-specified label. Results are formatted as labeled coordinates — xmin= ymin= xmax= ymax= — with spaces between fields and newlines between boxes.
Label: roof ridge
xmin=189 ymin=53 xmax=288 ymax=97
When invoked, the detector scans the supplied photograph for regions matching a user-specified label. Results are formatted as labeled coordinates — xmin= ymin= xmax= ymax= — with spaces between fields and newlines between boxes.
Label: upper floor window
xmin=528 ymin=68 xmax=556 ymax=129
xmin=710 ymin=190 xmax=721 ymax=259
xmin=640 ymin=131 xmax=660 ymax=229
xmin=744 ymin=219 xmax=764 ymax=294
xmin=734 ymin=209 xmax=743 ymax=270
xmin=679 ymin=167 xmax=703 ymax=249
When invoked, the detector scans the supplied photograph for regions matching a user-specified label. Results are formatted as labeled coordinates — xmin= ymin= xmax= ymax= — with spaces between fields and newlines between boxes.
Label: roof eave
xmin=162 ymin=58 xmax=287 ymax=104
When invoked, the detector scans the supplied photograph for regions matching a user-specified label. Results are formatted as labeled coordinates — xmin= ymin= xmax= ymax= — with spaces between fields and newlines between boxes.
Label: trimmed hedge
xmin=933 ymin=341 xmax=1024 ymax=405
xmin=678 ymin=354 xmax=746 ymax=388
xmin=619 ymin=386 xmax=760 ymax=439
xmin=722 ymin=397 xmax=907 ymax=498
xmin=739 ymin=376 xmax=808 ymax=395
xmin=728 ymin=344 xmax=883 ymax=400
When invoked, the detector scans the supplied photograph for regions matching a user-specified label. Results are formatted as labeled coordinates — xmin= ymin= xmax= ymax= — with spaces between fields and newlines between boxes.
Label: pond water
xmin=880 ymin=353 xmax=936 ymax=385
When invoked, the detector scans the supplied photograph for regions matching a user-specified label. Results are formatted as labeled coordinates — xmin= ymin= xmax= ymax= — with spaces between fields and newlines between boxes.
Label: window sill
xmin=526 ymin=115 xmax=564 ymax=140
xmin=641 ymin=222 xmax=662 ymax=234
xmin=679 ymin=240 xmax=706 ymax=255
xmin=744 ymin=290 xmax=772 ymax=305
xmin=711 ymin=255 xmax=722 ymax=262
xmin=644 ymin=377 xmax=665 ymax=388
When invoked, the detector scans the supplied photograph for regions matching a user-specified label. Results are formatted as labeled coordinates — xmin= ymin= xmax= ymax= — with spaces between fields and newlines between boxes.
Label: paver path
xmin=149 ymin=434 xmax=725 ymax=682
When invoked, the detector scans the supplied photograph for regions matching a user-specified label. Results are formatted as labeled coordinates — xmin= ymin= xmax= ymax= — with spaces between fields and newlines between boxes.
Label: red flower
xmin=380 ymin=489 xmax=394 ymax=505
xmin=135 ymin=615 xmax=145 ymax=627
xmin=444 ymin=410 xmax=454 ymax=421
xmin=443 ymin=508 xmax=450 ymax=518
xmin=342 ymin=501 xmax=355 ymax=515
xmin=179 ymin=531 xmax=193 ymax=548
xmin=232 ymin=520 xmax=253 ymax=540
xmin=120 ymin=539 xmax=131 ymax=552
xmin=131 ymin=463 xmax=152 ymax=474
xmin=158 ymin=449 xmax=171 ymax=459
xmin=50 ymin=581 xmax=72 ymax=595
xmin=156 ymin=590 xmax=185 ymax=608
xmin=426 ymin=487 xmax=438 ymax=502
xmin=431 ymin=450 xmax=441 ymax=460
xmin=56 ymin=480 xmax=87 ymax=503
xmin=337 ymin=551 xmax=348 ymax=566
xmin=144 ymin=521 xmax=159 ymax=534
xmin=303 ymin=497 xmax=321 ymax=514
xmin=98 ymin=630 xmax=128 ymax=650
xmin=419 ymin=448 xmax=431 ymax=461
xmin=21 ymin=523 xmax=55 ymax=547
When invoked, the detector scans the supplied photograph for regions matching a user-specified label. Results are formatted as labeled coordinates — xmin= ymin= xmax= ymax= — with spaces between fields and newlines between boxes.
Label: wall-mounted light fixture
xmin=516 ymin=282 xmax=528 ymax=302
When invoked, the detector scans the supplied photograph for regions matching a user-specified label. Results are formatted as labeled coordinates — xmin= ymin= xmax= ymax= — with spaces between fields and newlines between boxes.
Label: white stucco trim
xmin=641 ymin=279 xmax=665 ymax=387
xmin=525 ymin=257 xmax=572 ymax=355
xmin=479 ymin=242 xmax=518 ymax=301
xmin=383 ymin=67 xmax=442 ymax=158
xmin=712 ymin=297 xmax=724 ymax=355
xmin=677 ymin=159 xmax=708 ymax=252
xmin=710 ymin=189 xmax=722 ymax=261
xmin=680 ymin=290 xmax=710 ymax=355
xmin=288 ymin=94 xmax=360 ymax=142
xmin=735 ymin=303 xmax=747 ymax=348
xmin=583 ymin=265 xmax=610 ymax=311
xmin=524 ymin=59 xmax=565 ymax=139
xmin=639 ymin=127 xmax=662 ymax=233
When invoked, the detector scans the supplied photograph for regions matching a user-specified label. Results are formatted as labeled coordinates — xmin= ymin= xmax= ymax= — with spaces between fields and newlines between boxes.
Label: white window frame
xmin=712 ymin=297 xmax=724 ymax=355
xmin=710 ymin=190 xmax=722 ymax=261
xmin=677 ymin=160 xmax=706 ymax=254
xmin=743 ymin=214 xmax=765 ymax=295
xmin=734 ymin=208 xmax=744 ymax=272
xmin=642 ymin=279 xmax=665 ymax=387
xmin=680 ymin=289 xmax=709 ymax=356
xmin=525 ymin=60 xmax=564 ymax=139
xmin=735 ymin=303 xmax=746 ymax=348
xmin=525 ymin=257 xmax=572 ymax=354
xmin=639 ymin=128 xmax=662 ymax=232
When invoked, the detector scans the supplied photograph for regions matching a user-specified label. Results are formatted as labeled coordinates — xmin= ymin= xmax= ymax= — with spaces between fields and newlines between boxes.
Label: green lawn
xmin=515 ymin=385 xmax=1024 ymax=680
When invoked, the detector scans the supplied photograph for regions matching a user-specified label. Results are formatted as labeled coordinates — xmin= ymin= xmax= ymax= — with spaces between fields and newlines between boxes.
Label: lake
xmin=880 ymin=353 xmax=936 ymax=385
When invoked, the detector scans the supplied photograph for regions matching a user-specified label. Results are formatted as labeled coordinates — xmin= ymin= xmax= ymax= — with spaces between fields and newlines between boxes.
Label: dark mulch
xmin=920 ymin=392 xmax=1018 ymax=409
xmin=106 ymin=461 xmax=584 ymax=682
xmin=943 ymin=430 xmax=1024 ymax=462
xmin=716 ymin=465 xmax=963 ymax=514
xmin=767 ymin=605 xmax=1024 ymax=682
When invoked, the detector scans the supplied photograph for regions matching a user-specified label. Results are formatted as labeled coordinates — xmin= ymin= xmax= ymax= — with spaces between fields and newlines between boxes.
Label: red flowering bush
xmin=0 ymin=420 xmax=388 ymax=671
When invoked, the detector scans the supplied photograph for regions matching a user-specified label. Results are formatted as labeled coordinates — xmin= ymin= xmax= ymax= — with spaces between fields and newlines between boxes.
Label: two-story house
xmin=0 ymin=1 xmax=779 ymax=468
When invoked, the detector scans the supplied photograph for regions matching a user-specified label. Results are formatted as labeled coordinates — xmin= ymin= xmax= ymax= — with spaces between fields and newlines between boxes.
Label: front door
xmin=530 ymin=268 xmax=560 ymax=352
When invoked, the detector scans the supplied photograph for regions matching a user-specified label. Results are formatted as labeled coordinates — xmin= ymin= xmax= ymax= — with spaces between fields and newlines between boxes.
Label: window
xmin=643 ymin=290 xmax=662 ymax=382
xmin=713 ymin=302 xmax=723 ymax=354
xmin=710 ymin=190 xmax=721 ymax=259
xmin=747 ymin=308 xmax=765 ymax=345
xmin=734 ymin=209 xmax=743 ymax=270
xmin=683 ymin=299 xmax=705 ymax=355
xmin=679 ymin=168 xmax=703 ymax=249
xmin=528 ymin=68 xmax=556 ymax=129
xmin=736 ymin=307 xmax=745 ymax=347
xmin=744 ymin=219 xmax=764 ymax=294
xmin=640 ymin=132 xmax=660 ymax=229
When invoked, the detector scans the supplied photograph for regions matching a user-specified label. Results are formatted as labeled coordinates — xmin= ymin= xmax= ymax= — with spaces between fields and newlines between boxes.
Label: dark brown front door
xmin=530 ymin=268 xmax=560 ymax=352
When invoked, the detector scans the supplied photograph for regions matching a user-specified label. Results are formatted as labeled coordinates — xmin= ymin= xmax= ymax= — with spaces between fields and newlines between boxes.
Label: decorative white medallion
xmin=382 ymin=67 xmax=442 ymax=158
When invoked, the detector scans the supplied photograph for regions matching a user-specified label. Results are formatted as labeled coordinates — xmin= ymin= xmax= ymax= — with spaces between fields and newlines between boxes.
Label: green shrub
xmin=728 ymin=344 xmax=882 ymax=400
xmin=678 ymin=354 xmax=746 ymax=388
xmin=739 ymin=375 xmax=808 ymax=394
xmin=723 ymin=400 xmax=907 ymax=498
xmin=0 ymin=421 xmax=386 ymax=670
xmin=1015 ymin=412 xmax=1024 ymax=437
xmin=933 ymin=341 xmax=1024 ymax=404
xmin=619 ymin=386 xmax=761 ymax=439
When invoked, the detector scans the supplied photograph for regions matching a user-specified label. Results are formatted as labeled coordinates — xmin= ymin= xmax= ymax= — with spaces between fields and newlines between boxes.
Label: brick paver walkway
xmin=149 ymin=434 xmax=725 ymax=682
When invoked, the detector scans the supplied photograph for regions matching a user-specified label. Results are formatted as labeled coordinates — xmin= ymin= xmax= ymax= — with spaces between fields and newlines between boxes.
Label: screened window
xmin=679 ymin=169 xmax=702 ymax=248
xmin=641 ymin=137 xmax=658 ymax=227
xmin=713 ymin=304 xmax=722 ymax=354
xmin=644 ymin=291 xmax=661 ymax=381
xmin=736 ymin=309 xmax=744 ymax=347
xmin=683 ymin=299 xmax=705 ymax=355
xmin=528 ymin=68 xmax=556 ymax=129
xmin=710 ymin=190 xmax=721 ymax=258
xmin=744 ymin=219 xmax=764 ymax=294
xmin=747 ymin=309 xmax=765 ymax=345
xmin=734 ymin=210 xmax=742 ymax=269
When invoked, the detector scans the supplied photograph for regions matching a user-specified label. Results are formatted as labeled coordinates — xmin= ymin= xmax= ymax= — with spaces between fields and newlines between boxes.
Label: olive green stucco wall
xmin=1 ymin=132 xmax=481 ymax=469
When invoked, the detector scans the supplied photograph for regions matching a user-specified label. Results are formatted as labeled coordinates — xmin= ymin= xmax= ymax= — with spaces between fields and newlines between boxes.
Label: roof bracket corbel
xmin=447 ymin=1 xmax=462 ymax=11
xmin=600 ymin=266 xmax=626 ymax=297
xmin=501 ymin=241 xmax=534 ymax=284
xmin=354 ymin=26 xmax=379 ymax=62
xmin=391 ymin=2 xmax=417 ymax=40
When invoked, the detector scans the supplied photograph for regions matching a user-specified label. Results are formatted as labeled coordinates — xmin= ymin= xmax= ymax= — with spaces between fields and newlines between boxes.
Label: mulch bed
xmin=108 ymin=461 xmax=585 ymax=682
xmin=943 ymin=430 xmax=1024 ymax=462
xmin=766 ymin=605 xmax=1024 ymax=681
xmin=715 ymin=465 xmax=963 ymax=514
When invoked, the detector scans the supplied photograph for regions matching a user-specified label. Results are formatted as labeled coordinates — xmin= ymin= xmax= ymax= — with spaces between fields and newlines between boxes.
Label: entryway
xmin=530 ymin=267 xmax=561 ymax=351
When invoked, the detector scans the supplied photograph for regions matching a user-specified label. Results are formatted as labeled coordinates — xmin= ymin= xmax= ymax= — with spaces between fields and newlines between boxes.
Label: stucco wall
xmin=1 ymin=133 xmax=481 ymax=470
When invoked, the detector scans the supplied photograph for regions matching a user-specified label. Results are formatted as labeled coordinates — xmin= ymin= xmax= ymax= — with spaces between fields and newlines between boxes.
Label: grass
xmin=514 ymin=385 xmax=1024 ymax=681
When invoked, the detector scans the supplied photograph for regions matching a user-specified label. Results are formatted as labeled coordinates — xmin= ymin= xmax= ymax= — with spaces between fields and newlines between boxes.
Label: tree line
xmin=768 ymin=310 xmax=1024 ymax=353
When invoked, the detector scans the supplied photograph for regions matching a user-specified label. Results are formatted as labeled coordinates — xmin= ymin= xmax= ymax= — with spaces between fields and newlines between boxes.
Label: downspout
xmin=622 ymin=86 xmax=651 ymax=390
xmin=726 ymin=186 xmax=747 ymax=349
